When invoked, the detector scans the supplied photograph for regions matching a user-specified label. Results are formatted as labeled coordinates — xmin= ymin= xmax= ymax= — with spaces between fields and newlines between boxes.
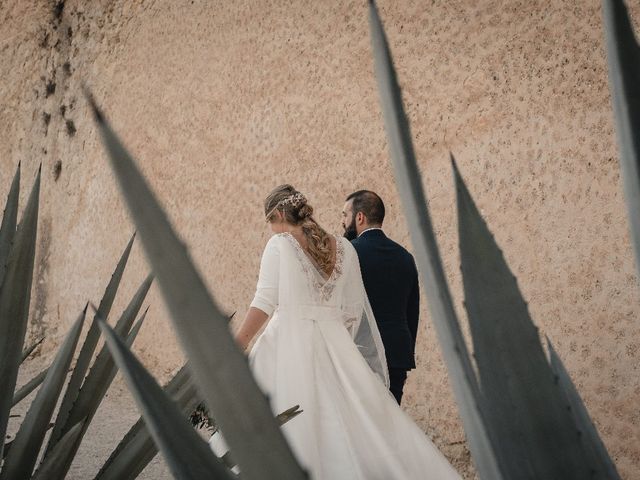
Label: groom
xmin=342 ymin=190 xmax=420 ymax=404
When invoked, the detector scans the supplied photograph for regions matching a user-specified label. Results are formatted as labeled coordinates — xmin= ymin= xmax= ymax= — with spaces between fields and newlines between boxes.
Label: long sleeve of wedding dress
xmin=250 ymin=235 xmax=280 ymax=316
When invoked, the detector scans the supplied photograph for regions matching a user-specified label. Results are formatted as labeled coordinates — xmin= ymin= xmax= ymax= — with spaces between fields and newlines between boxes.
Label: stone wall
xmin=1 ymin=1 xmax=638 ymax=477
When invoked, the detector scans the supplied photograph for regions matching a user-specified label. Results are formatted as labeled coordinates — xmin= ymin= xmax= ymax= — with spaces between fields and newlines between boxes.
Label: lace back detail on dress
xmin=281 ymin=233 xmax=344 ymax=302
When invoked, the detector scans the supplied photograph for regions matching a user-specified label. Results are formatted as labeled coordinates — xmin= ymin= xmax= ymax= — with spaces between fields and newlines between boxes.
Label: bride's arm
xmin=235 ymin=307 xmax=269 ymax=351
xmin=235 ymin=236 xmax=280 ymax=351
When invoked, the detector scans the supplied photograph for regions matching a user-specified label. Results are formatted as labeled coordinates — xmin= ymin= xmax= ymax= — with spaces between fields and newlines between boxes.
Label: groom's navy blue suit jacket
xmin=351 ymin=229 xmax=419 ymax=370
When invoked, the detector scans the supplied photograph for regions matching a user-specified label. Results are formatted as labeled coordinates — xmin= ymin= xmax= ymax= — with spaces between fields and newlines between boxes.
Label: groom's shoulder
xmin=384 ymin=236 xmax=416 ymax=264
xmin=349 ymin=236 xmax=366 ymax=253
xmin=351 ymin=230 xmax=386 ymax=251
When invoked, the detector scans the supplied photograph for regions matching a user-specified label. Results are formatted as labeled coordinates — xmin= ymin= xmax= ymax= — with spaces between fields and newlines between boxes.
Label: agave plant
xmin=0 ymin=164 xmax=39 ymax=463
xmin=368 ymin=1 xmax=621 ymax=479
xmin=0 ymin=164 xmax=153 ymax=479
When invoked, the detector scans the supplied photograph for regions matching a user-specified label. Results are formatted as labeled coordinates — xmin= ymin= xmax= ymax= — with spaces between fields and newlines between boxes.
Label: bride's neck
xmin=280 ymin=225 xmax=306 ymax=244
xmin=283 ymin=225 xmax=303 ymax=236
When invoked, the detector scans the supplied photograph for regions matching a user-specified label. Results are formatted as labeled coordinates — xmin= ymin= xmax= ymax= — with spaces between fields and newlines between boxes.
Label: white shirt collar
xmin=358 ymin=227 xmax=383 ymax=238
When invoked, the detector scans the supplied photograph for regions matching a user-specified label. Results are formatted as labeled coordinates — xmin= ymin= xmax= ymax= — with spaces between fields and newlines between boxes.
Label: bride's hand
xmin=234 ymin=307 xmax=269 ymax=351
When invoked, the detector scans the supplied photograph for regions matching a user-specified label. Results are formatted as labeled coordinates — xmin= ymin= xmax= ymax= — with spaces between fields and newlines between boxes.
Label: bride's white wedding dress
xmin=211 ymin=233 xmax=461 ymax=479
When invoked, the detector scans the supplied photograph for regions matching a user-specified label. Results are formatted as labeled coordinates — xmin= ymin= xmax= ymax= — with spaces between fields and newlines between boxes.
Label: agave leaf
xmin=46 ymin=234 xmax=136 ymax=455
xmin=603 ymin=0 xmax=640 ymax=275
xmin=97 ymin=318 xmax=234 ymax=480
xmin=31 ymin=420 xmax=85 ymax=480
xmin=0 ymin=162 xmax=21 ymax=288
xmin=11 ymin=367 xmax=49 ymax=407
xmin=0 ymin=168 xmax=40 ymax=459
xmin=455 ymin=160 xmax=618 ymax=478
xmin=95 ymin=364 xmax=199 ymax=480
xmin=0 ymin=308 xmax=86 ymax=480
xmin=20 ymin=336 xmax=44 ymax=364
xmin=49 ymin=278 xmax=152 ymax=479
xmin=86 ymin=92 xmax=307 ymax=480
xmin=367 ymin=3 xmax=502 ymax=478
xmin=547 ymin=339 xmax=621 ymax=479
xmin=126 ymin=307 xmax=148 ymax=343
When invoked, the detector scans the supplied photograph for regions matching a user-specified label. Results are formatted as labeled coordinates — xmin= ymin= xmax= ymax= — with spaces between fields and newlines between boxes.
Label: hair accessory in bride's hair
xmin=266 ymin=192 xmax=307 ymax=220
xmin=279 ymin=192 xmax=306 ymax=209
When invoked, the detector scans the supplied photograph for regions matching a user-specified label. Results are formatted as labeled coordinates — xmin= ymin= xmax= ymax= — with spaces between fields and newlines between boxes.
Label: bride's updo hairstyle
xmin=265 ymin=184 xmax=333 ymax=276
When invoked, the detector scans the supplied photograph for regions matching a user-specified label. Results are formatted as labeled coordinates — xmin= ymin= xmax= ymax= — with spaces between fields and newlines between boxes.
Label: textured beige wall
xmin=2 ymin=0 xmax=639 ymax=477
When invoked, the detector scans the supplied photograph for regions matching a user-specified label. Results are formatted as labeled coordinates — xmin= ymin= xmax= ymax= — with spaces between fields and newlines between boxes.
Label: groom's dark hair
xmin=346 ymin=190 xmax=385 ymax=225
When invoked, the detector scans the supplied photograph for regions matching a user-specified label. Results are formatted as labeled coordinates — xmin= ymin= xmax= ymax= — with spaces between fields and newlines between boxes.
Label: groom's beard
xmin=343 ymin=218 xmax=358 ymax=241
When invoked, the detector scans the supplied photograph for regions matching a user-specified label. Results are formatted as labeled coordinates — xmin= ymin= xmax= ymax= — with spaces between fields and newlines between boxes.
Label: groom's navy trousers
xmin=351 ymin=229 xmax=419 ymax=404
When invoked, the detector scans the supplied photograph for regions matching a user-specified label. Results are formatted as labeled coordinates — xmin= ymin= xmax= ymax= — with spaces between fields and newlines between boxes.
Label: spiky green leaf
xmin=603 ymin=0 xmax=640 ymax=275
xmin=86 ymin=92 xmax=307 ymax=480
xmin=20 ymin=336 xmax=44 ymax=364
xmin=11 ymin=367 xmax=48 ymax=407
xmin=97 ymin=318 xmax=234 ymax=480
xmin=0 ymin=163 xmax=21 ymax=287
xmin=126 ymin=307 xmax=147 ymax=343
xmin=31 ymin=420 xmax=85 ymax=480
xmin=0 ymin=308 xmax=85 ymax=480
xmin=0 ymin=168 xmax=40 ymax=459
xmin=46 ymin=234 xmax=136 ymax=455
xmin=367 ymin=3 xmax=501 ymax=478
xmin=455 ymin=160 xmax=610 ymax=478
xmin=547 ymin=339 xmax=621 ymax=479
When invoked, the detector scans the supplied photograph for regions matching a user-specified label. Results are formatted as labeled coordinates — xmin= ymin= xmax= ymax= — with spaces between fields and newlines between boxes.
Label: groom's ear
xmin=355 ymin=211 xmax=366 ymax=226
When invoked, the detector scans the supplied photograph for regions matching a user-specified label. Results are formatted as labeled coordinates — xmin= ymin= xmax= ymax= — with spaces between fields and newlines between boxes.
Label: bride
xmin=215 ymin=184 xmax=461 ymax=479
